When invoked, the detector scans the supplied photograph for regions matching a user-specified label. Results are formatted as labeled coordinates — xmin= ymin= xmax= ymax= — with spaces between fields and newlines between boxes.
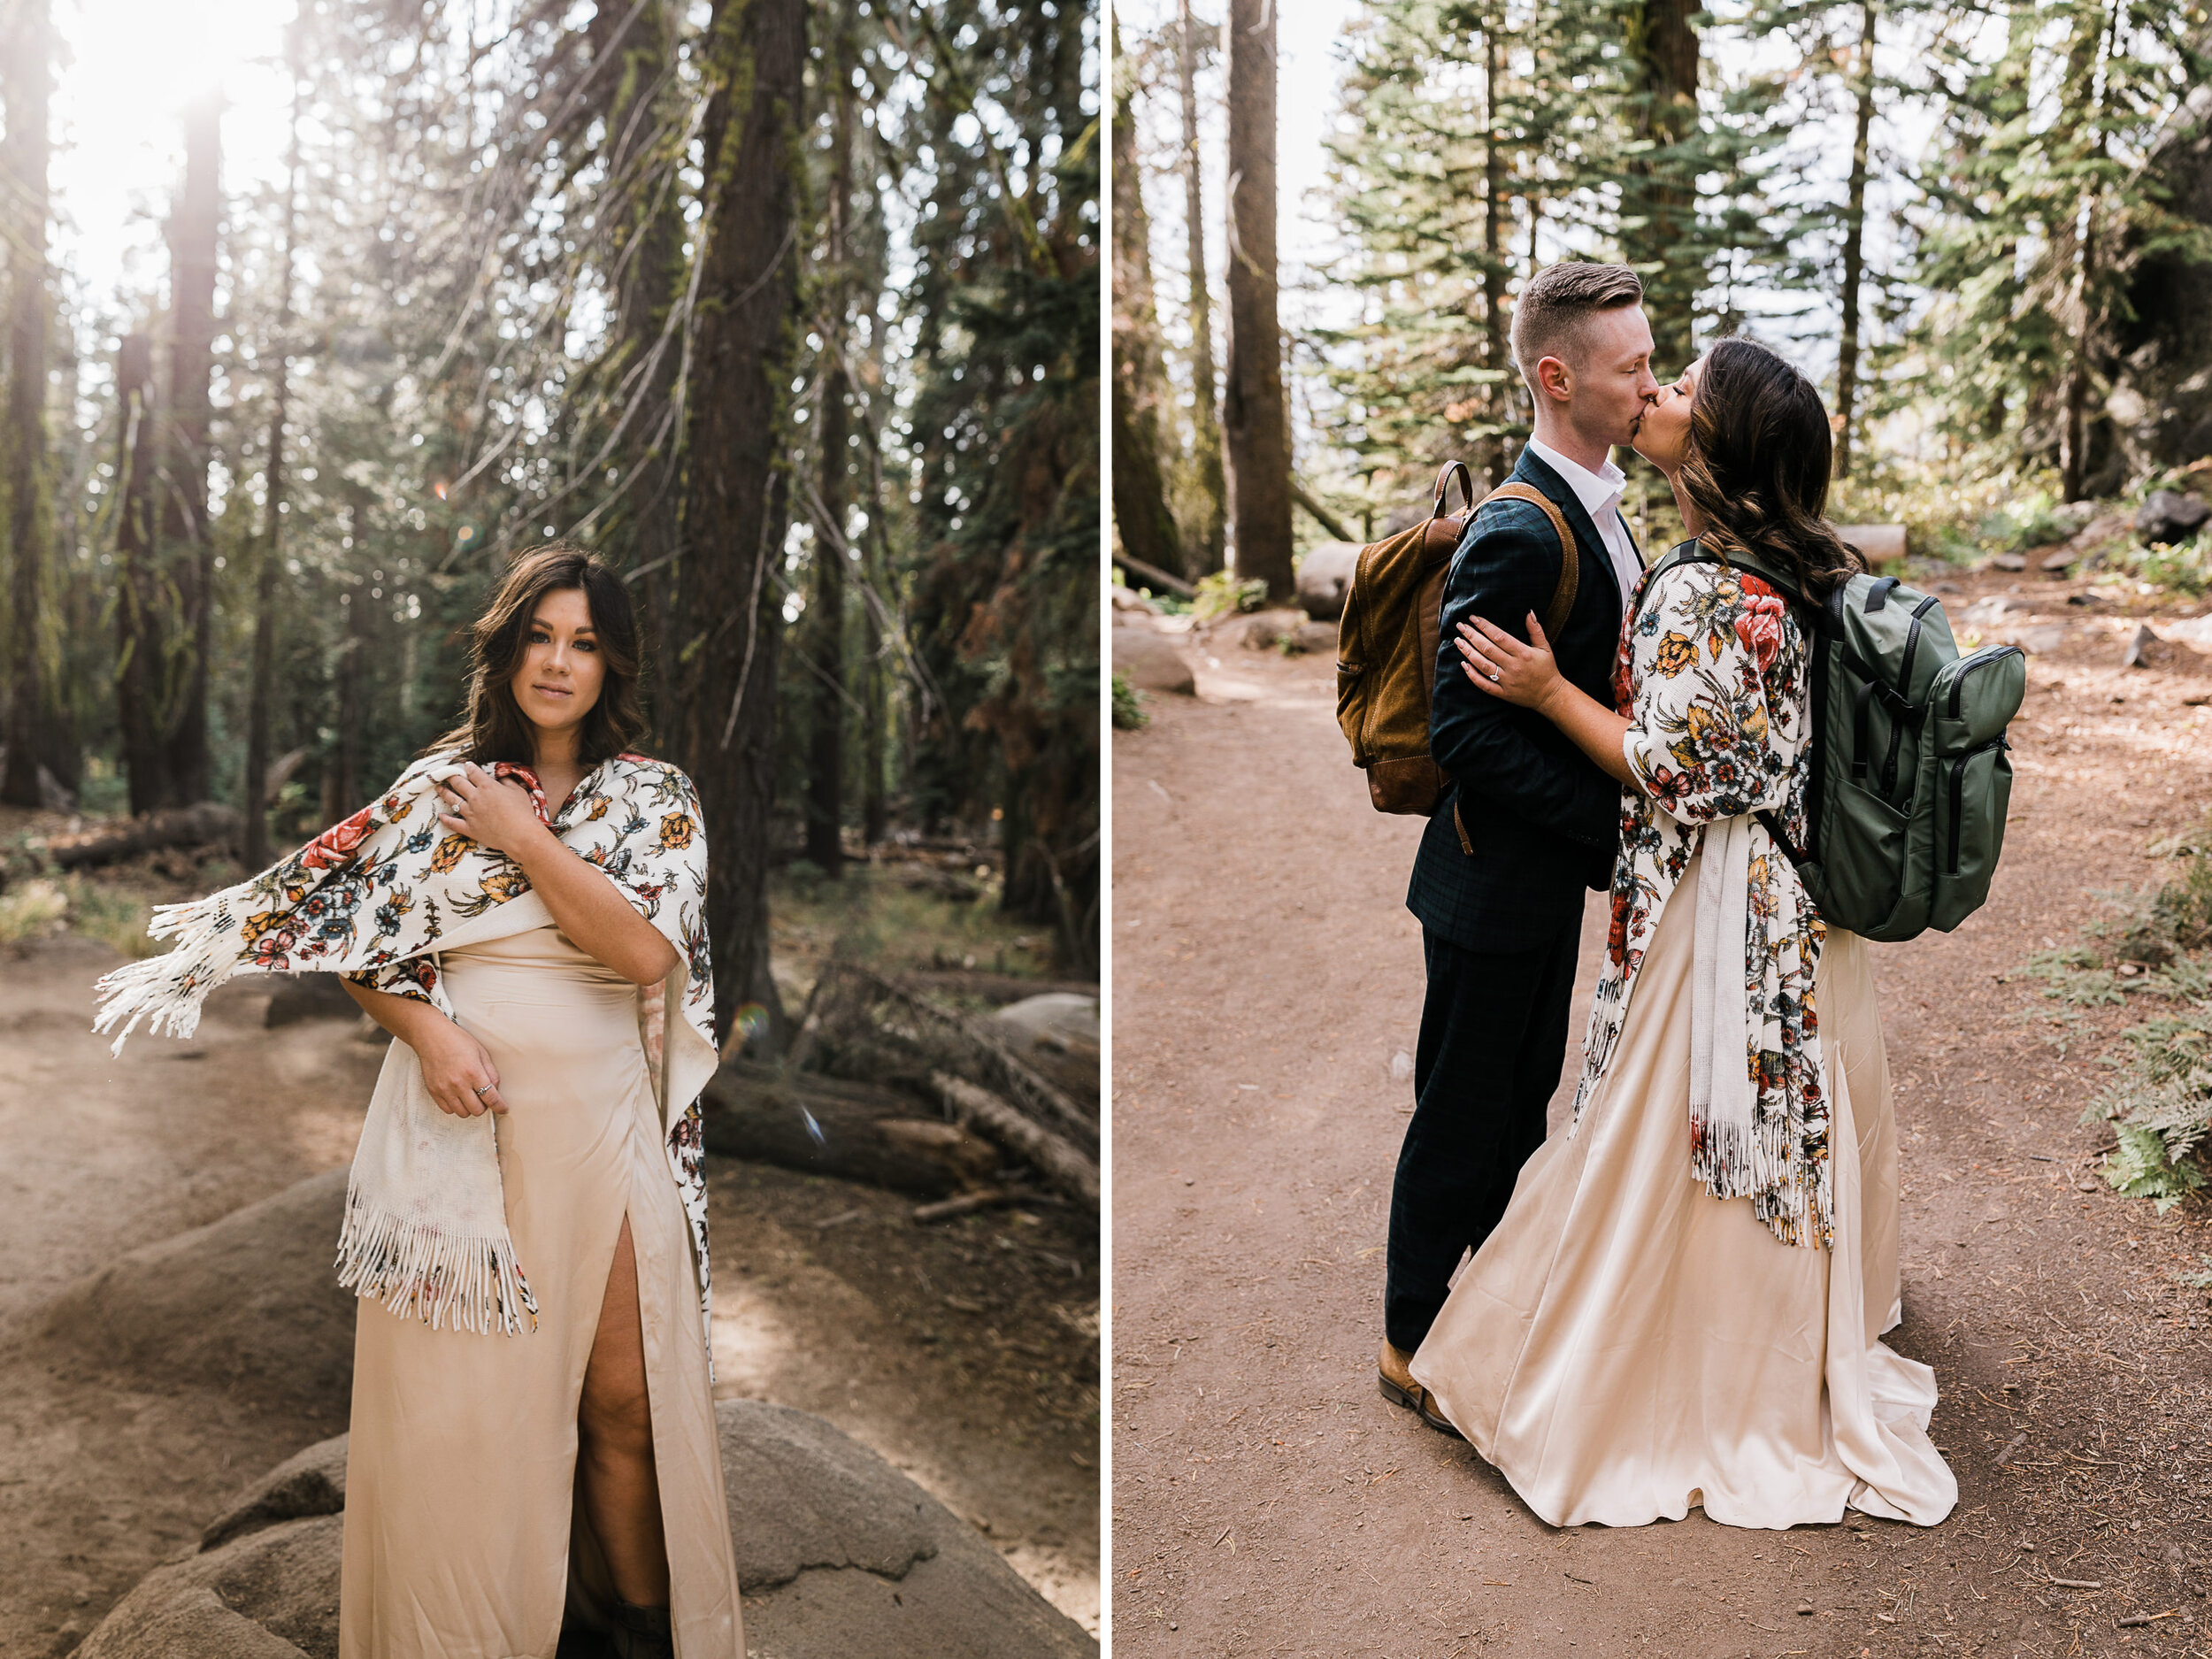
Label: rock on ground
xmin=1833 ymin=523 xmax=1906 ymax=565
xmin=1295 ymin=541 xmax=1360 ymax=620
xmin=200 ymin=1436 xmax=350 ymax=1552
xmin=76 ymin=1402 xmax=1094 ymax=1659
xmin=34 ymin=1166 xmax=356 ymax=1414
xmin=1110 ymin=628 xmax=1194 ymax=695
xmin=2136 ymin=488 xmax=2211 ymax=546
xmin=263 ymin=975 xmax=360 ymax=1029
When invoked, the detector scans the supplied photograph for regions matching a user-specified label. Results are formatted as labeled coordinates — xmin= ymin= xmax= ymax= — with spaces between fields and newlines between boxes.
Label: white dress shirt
xmin=1525 ymin=437 xmax=1644 ymax=613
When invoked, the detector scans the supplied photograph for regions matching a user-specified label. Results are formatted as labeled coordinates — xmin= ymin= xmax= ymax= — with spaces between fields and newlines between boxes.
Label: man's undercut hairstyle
xmin=1509 ymin=262 xmax=1646 ymax=387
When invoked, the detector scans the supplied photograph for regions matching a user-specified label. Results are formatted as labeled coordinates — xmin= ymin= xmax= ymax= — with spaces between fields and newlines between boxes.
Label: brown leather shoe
xmin=1378 ymin=1340 xmax=1464 ymax=1440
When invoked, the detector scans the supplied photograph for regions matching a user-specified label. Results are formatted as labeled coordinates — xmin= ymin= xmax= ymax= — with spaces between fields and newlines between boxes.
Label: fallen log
xmin=901 ymin=970 xmax=1101 ymax=1005
xmin=699 ymin=1060 xmax=995 ymax=1196
xmin=929 ymin=1071 xmax=1098 ymax=1211
xmin=47 ymin=803 xmax=242 ymax=870
xmin=911 ymin=1186 xmax=1048 ymax=1224
xmin=817 ymin=962 xmax=1098 ymax=1155
xmin=1112 ymin=550 xmax=1198 ymax=599
xmin=891 ymin=865 xmax=984 ymax=902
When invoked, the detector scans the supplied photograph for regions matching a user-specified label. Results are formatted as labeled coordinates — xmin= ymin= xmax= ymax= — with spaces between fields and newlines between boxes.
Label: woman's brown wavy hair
xmin=1679 ymin=337 xmax=1864 ymax=601
xmin=426 ymin=542 xmax=649 ymax=767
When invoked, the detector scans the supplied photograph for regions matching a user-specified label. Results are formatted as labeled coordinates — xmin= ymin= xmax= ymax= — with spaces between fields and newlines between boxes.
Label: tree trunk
xmin=2059 ymin=0 xmax=2118 ymax=502
xmin=159 ymin=92 xmax=221 ymax=807
xmin=1178 ymin=0 xmax=1226 ymax=576
xmin=246 ymin=48 xmax=305 ymax=869
xmin=1480 ymin=17 xmax=1507 ymax=488
xmin=2062 ymin=219 xmax=2099 ymax=501
xmin=861 ymin=578 xmax=887 ymax=845
xmin=1110 ymin=16 xmax=1184 ymax=583
xmin=326 ymin=565 xmax=366 ymax=826
xmin=1 ymin=0 xmax=52 ymax=809
xmin=591 ymin=0 xmax=687 ymax=749
xmin=1625 ymin=0 xmax=1701 ymax=373
xmin=1833 ymin=0 xmax=1876 ymax=480
xmin=674 ymin=0 xmax=807 ymax=1047
xmin=803 ymin=1 xmax=853 ymax=879
xmin=1223 ymin=0 xmax=1294 ymax=602
xmin=114 ymin=334 xmax=167 ymax=817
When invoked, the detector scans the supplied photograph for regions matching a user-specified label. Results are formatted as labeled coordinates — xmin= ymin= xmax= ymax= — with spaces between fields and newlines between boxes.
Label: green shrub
xmin=63 ymin=878 xmax=165 ymax=959
xmin=1111 ymin=672 xmax=1148 ymax=731
xmin=2114 ymin=534 xmax=2212 ymax=597
xmin=1191 ymin=570 xmax=1268 ymax=620
xmin=2030 ymin=817 xmax=2212 ymax=1209
xmin=0 ymin=879 xmax=69 ymax=946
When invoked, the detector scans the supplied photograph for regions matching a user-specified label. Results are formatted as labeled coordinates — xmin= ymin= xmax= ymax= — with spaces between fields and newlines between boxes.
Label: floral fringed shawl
xmin=1569 ymin=553 xmax=1833 ymax=1248
xmin=92 ymin=750 xmax=721 ymax=1339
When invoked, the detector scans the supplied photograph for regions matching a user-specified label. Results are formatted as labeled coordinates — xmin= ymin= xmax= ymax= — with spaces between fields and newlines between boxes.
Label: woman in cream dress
xmin=1417 ymin=340 xmax=1956 ymax=1531
xmin=338 ymin=547 xmax=742 ymax=1655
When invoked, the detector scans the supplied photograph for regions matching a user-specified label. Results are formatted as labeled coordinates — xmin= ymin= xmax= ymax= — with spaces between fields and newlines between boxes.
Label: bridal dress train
xmin=1409 ymin=850 xmax=1957 ymax=1530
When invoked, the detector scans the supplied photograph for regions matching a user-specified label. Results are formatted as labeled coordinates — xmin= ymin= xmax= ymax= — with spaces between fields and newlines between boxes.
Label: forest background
xmin=1110 ymin=0 xmax=2212 ymax=598
xmin=0 ymin=0 xmax=1101 ymax=1046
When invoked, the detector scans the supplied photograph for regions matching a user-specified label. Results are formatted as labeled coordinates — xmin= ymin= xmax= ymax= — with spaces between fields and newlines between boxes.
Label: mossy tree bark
xmin=675 ymin=0 xmax=809 ymax=1045
xmin=1223 ymin=0 xmax=1294 ymax=603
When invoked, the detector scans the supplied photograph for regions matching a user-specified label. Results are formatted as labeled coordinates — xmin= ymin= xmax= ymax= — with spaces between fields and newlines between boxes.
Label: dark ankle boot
xmin=608 ymin=1598 xmax=674 ymax=1659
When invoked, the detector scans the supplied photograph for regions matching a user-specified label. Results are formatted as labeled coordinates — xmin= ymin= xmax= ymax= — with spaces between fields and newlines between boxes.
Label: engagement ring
xmin=1489 ymin=671 xmax=1501 ymax=682
xmin=472 ymin=1084 xmax=491 ymax=1096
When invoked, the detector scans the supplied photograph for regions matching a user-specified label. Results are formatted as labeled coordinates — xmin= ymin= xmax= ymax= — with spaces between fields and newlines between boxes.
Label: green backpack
xmin=1638 ymin=541 xmax=2026 ymax=942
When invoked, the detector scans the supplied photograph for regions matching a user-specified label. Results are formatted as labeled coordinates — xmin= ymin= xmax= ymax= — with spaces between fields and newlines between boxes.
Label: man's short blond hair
xmin=1509 ymin=262 xmax=1645 ymax=388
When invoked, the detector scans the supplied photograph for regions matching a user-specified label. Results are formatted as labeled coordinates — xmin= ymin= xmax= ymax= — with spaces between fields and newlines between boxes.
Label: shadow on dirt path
xmin=1111 ymin=570 xmax=2212 ymax=1659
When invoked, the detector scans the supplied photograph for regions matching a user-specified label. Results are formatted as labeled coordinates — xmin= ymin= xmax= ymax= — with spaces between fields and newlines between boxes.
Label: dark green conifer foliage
xmin=1911 ymin=0 xmax=2212 ymax=493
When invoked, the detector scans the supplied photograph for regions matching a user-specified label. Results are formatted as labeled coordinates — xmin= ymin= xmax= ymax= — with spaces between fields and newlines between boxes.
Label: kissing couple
xmin=1377 ymin=261 xmax=1958 ymax=1530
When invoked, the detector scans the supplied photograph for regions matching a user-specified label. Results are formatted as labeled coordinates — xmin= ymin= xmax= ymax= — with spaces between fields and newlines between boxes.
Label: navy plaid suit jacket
xmin=1404 ymin=449 xmax=1632 ymax=952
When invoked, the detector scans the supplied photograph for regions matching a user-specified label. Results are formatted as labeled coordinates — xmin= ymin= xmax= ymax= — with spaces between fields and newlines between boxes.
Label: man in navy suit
xmin=1380 ymin=263 xmax=1664 ymax=1427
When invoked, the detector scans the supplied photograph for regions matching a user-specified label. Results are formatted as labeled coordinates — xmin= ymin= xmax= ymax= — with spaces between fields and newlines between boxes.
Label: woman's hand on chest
xmin=434 ymin=763 xmax=553 ymax=858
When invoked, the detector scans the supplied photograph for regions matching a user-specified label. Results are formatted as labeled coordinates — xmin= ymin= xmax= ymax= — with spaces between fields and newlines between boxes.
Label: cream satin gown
xmin=1410 ymin=850 xmax=1957 ymax=1530
xmin=340 ymin=925 xmax=744 ymax=1656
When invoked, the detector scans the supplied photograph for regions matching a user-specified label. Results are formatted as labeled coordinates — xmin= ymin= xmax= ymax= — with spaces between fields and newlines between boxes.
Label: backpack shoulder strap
xmin=1630 ymin=539 xmax=1815 ymax=623
xmin=1479 ymin=482 xmax=1578 ymax=640
xmin=1629 ymin=538 xmax=1710 ymax=629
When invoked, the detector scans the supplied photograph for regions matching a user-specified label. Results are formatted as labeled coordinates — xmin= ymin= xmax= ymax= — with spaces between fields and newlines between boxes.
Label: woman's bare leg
xmin=579 ymin=1214 xmax=672 ymax=1609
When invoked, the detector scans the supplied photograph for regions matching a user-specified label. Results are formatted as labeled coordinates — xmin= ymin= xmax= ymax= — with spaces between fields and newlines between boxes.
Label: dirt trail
xmin=0 ymin=926 xmax=1096 ymax=1655
xmin=1111 ymin=571 xmax=2212 ymax=1659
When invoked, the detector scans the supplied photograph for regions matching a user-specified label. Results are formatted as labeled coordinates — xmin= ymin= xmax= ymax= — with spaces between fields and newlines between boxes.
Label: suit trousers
xmin=1384 ymin=915 xmax=1584 ymax=1355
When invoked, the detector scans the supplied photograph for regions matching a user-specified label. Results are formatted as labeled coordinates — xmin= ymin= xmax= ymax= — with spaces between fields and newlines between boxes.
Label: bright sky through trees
xmin=53 ymin=0 xmax=296 ymax=319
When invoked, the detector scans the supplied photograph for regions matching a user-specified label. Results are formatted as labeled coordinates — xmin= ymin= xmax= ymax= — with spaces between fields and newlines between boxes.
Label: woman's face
xmin=508 ymin=586 xmax=605 ymax=743
xmin=1632 ymin=357 xmax=1702 ymax=474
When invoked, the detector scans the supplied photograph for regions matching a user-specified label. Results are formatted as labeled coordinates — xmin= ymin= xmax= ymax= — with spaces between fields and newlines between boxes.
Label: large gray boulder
xmin=1110 ymin=627 xmax=1194 ymax=695
xmin=1295 ymin=541 xmax=1361 ymax=619
xmin=201 ymin=1434 xmax=351 ymax=1551
xmin=2137 ymin=489 xmax=2211 ymax=546
xmin=35 ymin=1166 xmax=356 ymax=1413
xmin=1832 ymin=523 xmax=1906 ymax=566
xmin=74 ymin=1519 xmax=344 ymax=1659
xmin=2106 ymin=84 xmax=2212 ymax=474
xmin=1217 ymin=607 xmax=1310 ymax=650
xmin=75 ymin=1406 xmax=1094 ymax=1659
xmin=723 ymin=1400 xmax=1092 ymax=1657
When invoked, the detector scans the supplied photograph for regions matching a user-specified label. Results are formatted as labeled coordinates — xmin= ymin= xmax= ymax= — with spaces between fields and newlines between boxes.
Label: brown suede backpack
xmin=1333 ymin=459 xmax=1578 ymax=816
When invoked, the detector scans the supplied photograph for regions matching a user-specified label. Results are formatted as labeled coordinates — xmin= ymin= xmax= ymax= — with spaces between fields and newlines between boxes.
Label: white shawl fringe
xmin=89 ymin=890 xmax=255 ymax=1054
xmin=334 ymin=1182 xmax=541 ymax=1336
